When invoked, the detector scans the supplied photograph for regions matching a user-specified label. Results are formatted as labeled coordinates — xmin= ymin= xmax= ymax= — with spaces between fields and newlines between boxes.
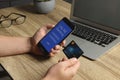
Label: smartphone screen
xmin=0 ymin=64 xmax=13 ymax=80
xmin=37 ymin=17 xmax=74 ymax=54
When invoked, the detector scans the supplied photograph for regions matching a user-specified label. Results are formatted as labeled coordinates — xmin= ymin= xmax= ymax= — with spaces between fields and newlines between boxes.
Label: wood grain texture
xmin=0 ymin=0 xmax=120 ymax=80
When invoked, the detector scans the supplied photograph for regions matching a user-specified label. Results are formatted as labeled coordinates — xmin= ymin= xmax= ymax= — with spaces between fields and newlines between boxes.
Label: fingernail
xmin=72 ymin=58 xmax=77 ymax=62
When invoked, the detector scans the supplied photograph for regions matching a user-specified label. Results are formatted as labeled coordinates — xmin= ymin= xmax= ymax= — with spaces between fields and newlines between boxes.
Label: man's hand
xmin=42 ymin=58 xmax=80 ymax=80
xmin=31 ymin=24 xmax=65 ymax=56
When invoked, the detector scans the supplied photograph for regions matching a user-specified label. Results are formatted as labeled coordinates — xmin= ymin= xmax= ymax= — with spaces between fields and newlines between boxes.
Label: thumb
xmin=62 ymin=58 xmax=78 ymax=68
xmin=46 ymin=24 xmax=55 ymax=29
xmin=67 ymin=61 xmax=80 ymax=75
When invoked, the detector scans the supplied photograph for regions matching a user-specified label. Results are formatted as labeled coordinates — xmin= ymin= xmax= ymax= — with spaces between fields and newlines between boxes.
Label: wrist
xmin=27 ymin=37 xmax=33 ymax=53
xmin=29 ymin=37 xmax=43 ymax=55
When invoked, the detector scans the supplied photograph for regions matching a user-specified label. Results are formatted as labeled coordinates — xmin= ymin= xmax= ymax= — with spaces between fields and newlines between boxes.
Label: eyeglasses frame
xmin=0 ymin=13 xmax=26 ymax=28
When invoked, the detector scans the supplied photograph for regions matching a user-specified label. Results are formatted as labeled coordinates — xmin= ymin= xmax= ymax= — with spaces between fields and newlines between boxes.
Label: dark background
xmin=0 ymin=0 xmax=33 ymax=8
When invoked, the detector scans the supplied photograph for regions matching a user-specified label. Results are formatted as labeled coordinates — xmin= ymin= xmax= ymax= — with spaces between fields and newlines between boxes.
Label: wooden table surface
xmin=0 ymin=0 xmax=120 ymax=80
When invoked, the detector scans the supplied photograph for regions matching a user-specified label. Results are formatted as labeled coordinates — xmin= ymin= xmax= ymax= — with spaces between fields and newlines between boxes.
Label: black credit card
xmin=63 ymin=40 xmax=84 ymax=59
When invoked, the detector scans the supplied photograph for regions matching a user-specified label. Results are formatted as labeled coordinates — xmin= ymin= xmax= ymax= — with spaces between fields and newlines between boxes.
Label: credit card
xmin=63 ymin=40 xmax=84 ymax=59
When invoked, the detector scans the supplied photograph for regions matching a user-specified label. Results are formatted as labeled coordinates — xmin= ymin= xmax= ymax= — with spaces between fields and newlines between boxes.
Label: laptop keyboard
xmin=72 ymin=24 xmax=117 ymax=47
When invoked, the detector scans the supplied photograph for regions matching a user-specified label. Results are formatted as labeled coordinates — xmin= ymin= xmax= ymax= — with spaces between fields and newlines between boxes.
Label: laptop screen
xmin=71 ymin=0 xmax=120 ymax=35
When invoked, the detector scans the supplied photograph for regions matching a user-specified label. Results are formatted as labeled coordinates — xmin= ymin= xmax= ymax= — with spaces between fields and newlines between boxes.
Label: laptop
xmin=65 ymin=0 xmax=120 ymax=60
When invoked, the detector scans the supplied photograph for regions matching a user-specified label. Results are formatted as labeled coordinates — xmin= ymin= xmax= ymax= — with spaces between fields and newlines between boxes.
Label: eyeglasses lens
xmin=15 ymin=16 xmax=25 ymax=24
xmin=1 ymin=20 xmax=11 ymax=28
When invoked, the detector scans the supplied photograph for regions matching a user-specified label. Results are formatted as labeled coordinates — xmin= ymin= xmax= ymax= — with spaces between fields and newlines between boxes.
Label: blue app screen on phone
xmin=40 ymin=20 xmax=72 ymax=53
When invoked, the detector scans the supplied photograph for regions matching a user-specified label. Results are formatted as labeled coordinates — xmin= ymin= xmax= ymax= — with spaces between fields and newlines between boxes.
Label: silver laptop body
xmin=66 ymin=0 xmax=120 ymax=60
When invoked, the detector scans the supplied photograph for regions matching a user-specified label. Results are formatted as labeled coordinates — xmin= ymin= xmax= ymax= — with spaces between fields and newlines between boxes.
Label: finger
xmin=37 ymin=27 xmax=48 ymax=37
xmin=67 ymin=61 xmax=80 ymax=75
xmin=49 ymin=49 xmax=60 ymax=57
xmin=46 ymin=24 xmax=55 ymax=29
xmin=49 ymin=52 xmax=58 ymax=56
xmin=49 ymin=53 xmax=54 ymax=57
xmin=62 ymin=58 xmax=78 ymax=68
xmin=60 ymin=40 xmax=66 ymax=47
xmin=51 ymin=48 xmax=60 ymax=54
xmin=39 ymin=24 xmax=54 ymax=33
xmin=54 ymin=45 xmax=61 ymax=50
xmin=40 ymin=26 xmax=48 ymax=32
xmin=36 ymin=24 xmax=54 ymax=38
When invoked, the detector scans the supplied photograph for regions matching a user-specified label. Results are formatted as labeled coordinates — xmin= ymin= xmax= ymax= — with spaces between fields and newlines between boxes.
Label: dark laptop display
xmin=71 ymin=0 xmax=120 ymax=35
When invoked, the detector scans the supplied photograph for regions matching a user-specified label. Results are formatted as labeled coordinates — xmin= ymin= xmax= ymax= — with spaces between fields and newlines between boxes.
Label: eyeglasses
xmin=0 ymin=13 xmax=26 ymax=28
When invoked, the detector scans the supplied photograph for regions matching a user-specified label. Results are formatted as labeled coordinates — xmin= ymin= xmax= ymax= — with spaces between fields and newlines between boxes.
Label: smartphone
xmin=63 ymin=40 xmax=84 ymax=59
xmin=0 ymin=64 xmax=13 ymax=80
xmin=37 ymin=17 xmax=75 ymax=54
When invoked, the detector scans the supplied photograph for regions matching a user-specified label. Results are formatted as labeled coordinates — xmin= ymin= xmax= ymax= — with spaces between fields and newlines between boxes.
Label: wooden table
xmin=0 ymin=0 xmax=120 ymax=80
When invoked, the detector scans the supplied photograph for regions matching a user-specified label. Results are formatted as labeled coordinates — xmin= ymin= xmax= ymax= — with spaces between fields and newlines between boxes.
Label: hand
xmin=42 ymin=58 xmax=80 ymax=80
xmin=31 ymin=24 xmax=65 ymax=56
